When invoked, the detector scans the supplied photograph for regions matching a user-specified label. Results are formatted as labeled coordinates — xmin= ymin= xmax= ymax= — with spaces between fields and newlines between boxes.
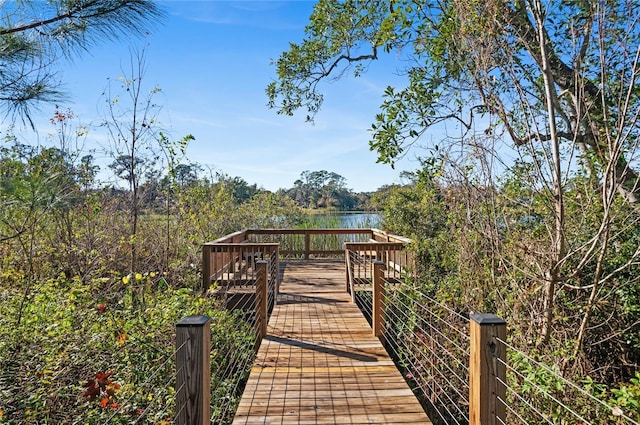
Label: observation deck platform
xmin=232 ymin=259 xmax=432 ymax=424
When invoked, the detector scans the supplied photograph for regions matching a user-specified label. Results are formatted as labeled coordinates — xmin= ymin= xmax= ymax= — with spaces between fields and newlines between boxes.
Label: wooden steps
xmin=232 ymin=259 xmax=432 ymax=425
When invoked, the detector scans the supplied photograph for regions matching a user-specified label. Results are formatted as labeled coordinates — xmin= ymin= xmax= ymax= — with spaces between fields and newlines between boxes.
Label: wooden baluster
xmin=304 ymin=231 xmax=311 ymax=259
xmin=345 ymin=248 xmax=351 ymax=295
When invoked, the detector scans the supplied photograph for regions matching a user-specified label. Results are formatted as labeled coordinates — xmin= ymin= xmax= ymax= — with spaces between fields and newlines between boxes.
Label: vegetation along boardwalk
xmin=232 ymin=259 xmax=432 ymax=424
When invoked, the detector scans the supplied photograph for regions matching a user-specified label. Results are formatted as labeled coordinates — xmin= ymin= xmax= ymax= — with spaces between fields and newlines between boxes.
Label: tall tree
xmin=286 ymin=170 xmax=353 ymax=209
xmin=0 ymin=0 xmax=162 ymax=125
xmin=268 ymin=0 xmax=640 ymax=202
xmin=268 ymin=0 xmax=640 ymax=350
xmin=103 ymin=47 xmax=162 ymax=272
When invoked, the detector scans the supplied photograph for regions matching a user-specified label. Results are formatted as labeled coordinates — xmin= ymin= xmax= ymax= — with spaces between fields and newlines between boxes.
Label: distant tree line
xmin=278 ymin=170 xmax=372 ymax=210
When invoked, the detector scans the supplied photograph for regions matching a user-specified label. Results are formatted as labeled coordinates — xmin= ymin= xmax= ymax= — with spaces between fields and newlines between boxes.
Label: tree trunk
xmin=534 ymin=0 xmax=565 ymax=344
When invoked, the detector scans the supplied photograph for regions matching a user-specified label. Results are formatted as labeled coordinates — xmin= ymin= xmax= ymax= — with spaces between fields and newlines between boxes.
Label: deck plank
xmin=232 ymin=259 xmax=432 ymax=425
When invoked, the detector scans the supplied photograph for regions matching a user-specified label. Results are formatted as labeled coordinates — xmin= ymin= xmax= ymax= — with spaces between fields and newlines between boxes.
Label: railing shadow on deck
xmin=263 ymin=335 xmax=379 ymax=362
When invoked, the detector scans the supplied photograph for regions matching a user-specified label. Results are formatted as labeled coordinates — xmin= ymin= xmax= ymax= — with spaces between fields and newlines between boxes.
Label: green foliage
xmin=0 ymin=0 xmax=163 ymax=124
xmin=0 ymin=128 xmax=313 ymax=423
xmin=282 ymin=170 xmax=360 ymax=210
xmin=373 ymin=148 xmax=640 ymax=421
xmin=0 ymin=273 xmax=253 ymax=424
xmin=267 ymin=0 xmax=386 ymax=121
xmin=269 ymin=0 xmax=640 ymax=202
xmin=609 ymin=373 xmax=640 ymax=421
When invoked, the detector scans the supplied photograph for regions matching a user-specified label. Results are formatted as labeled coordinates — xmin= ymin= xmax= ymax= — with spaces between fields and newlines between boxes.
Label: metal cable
xmin=496 ymin=356 xmax=592 ymax=424
xmin=386 ymin=293 xmax=470 ymax=360
xmin=399 ymin=282 xmax=471 ymax=324
xmin=496 ymin=374 xmax=553 ymax=424
xmin=384 ymin=306 xmax=470 ymax=393
xmin=496 ymin=337 xmax=640 ymax=425
xmin=103 ymin=338 xmax=185 ymax=424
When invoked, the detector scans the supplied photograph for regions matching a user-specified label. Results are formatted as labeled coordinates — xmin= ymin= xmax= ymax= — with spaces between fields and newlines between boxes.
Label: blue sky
xmin=20 ymin=1 xmax=420 ymax=192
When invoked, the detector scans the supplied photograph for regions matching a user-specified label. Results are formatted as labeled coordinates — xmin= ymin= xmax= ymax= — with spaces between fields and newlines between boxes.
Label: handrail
xmin=346 ymin=250 xmax=505 ymax=424
xmin=207 ymin=229 xmax=249 ymax=244
xmin=203 ymin=228 xmax=408 ymax=264
xmin=344 ymin=241 xmax=409 ymax=295
xmin=201 ymin=228 xmax=408 ymax=302
xmin=201 ymin=242 xmax=279 ymax=292
xmin=245 ymin=228 xmax=377 ymax=258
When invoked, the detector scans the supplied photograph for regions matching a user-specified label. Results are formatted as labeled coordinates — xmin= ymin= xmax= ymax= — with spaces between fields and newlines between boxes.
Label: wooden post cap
xmin=177 ymin=315 xmax=210 ymax=327
xmin=470 ymin=313 xmax=506 ymax=325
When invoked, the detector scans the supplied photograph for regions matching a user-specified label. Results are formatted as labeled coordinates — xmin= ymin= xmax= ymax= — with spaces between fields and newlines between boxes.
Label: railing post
xmin=372 ymin=261 xmax=386 ymax=338
xmin=256 ymin=260 xmax=268 ymax=343
xmin=469 ymin=314 xmax=506 ymax=425
xmin=176 ymin=316 xmax=211 ymax=425
xmin=345 ymin=248 xmax=351 ymax=294
xmin=273 ymin=249 xmax=280 ymax=307
xmin=201 ymin=244 xmax=211 ymax=292
xmin=304 ymin=231 xmax=311 ymax=259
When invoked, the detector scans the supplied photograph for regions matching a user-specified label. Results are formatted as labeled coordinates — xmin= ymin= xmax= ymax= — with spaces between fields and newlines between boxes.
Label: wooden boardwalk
xmin=232 ymin=259 xmax=432 ymax=425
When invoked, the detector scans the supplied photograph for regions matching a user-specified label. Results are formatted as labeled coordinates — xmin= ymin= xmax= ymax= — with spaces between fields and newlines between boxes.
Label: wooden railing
xmin=344 ymin=241 xmax=410 ymax=298
xmin=206 ymin=228 xmax=404 ymax=255
xmin=201 ymin=242 xmax=279 ymax=290
xmin=201 ymin=228 xmax=408 ymax=290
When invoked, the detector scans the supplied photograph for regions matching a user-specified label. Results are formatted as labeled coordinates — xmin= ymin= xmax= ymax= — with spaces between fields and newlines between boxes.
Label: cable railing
xmin=99 ymin=339 xmax=178 ymax=424
xmin=495 ymin=336 xmax=640 ymax=425
xmin=101 ymin=229 xmax=281 ymax=425
xmin=383 ymin=283 xmax=471 ymax=425
xmin=208 ymin=299 xmax=260 ymax=423
xmin=100 ymin=276 xmax=269 ymax=425
xmin=345 ymin=241 xmax=640 ymax=425
xmin=345 ymin=243 xmax=470 ymax=424
xmin=171 ymin=259 xmax=275 ymax=425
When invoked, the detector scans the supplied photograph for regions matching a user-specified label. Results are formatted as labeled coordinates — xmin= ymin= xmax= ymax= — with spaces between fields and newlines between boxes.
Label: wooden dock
xmin=232 ymin=259 xmax=432 ymax=425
